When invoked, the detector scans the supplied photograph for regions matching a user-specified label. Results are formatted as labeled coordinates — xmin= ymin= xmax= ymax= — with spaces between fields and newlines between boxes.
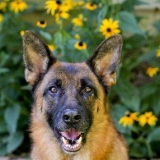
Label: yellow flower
xmin=74 ymin=34 xmax=80 ymax=40
xmin=119 ymin=112 xmax=138 ymax=127
xmin=85 ymin=2 xmax=97 ymax=11
xmin=99 ymin=18 xmax=121 ymax=38
xmin=156 ymin=48 xmax=160 ymax=57
xmin=0 ymin=14 xmax=3 ymax=24
xmin=20 ymin=30 xmax=25 ymax=36
xmin=146 ymin=67 xmax=159 ymax=77
xmin=0 ymin=1 xmax=7 ymax=11
xmin=55 ymin=11 xmax=70 ymax=22
xmin=74 ymin=41 xmax=87 ymax=50
xmin=59 ymin=0 xmax=73 ymax=12
xmin=45 ymin=0 xmax=61 ymax=16
xmin=10 ymin=0 xmax=28 ymax=13
xmin=36 ymin=20 xmax=47 ymax=28
xmin=72 ymin=14 xmax=83 ymax=27
xmin=45 ymin=0 xmax=72 ymax=16
xmin=139 ymin=112 xmax=158 ymax=127
xmin=48 ymin=44 xmax=55 ymax=51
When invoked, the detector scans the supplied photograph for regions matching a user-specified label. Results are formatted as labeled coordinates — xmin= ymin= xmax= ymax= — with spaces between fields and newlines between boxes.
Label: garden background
xmin=0 ymin=0 xmax=160 ymax=159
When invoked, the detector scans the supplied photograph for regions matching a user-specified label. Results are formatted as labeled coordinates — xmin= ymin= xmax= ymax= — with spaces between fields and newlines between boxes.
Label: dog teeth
xmin=76 ymin=136 xmax=82 ymax=144
xmin=61 ymin=136 xmax=69 ymax=144
xmin=64 ymin=143 xmax=80 ymax=149
xmin=62 ymin=135 xmax=82 ymax=151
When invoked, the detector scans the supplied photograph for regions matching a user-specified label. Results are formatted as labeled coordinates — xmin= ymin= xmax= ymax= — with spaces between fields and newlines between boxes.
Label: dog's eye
xmin=49 ymin=86 xmax=57 ymax=93
xmin=85 ymin=86 xmax=92 ymax=93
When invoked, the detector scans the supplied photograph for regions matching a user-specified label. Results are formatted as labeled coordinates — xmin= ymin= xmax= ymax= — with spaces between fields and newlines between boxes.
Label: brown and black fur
xmin=23 ymin=31 xmax=128 ymax=160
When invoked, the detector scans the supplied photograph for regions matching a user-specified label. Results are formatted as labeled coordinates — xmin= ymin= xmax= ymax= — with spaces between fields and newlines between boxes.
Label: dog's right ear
xmin=23 ymin=31 xmax=56 ymax=85
xmin=86 ymin=34 xmax=122 ymax=89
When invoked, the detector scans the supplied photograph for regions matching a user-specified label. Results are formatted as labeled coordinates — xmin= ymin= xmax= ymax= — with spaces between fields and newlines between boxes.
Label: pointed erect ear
xmin=86 ymin=34 xmax=122 ymax=89
xmin=23 ymin=30 xmax=56 ymax=85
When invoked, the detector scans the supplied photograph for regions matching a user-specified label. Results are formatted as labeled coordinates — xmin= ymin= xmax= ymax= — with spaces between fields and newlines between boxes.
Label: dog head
xmin=23 ymin=31 xmax=122 ymax=154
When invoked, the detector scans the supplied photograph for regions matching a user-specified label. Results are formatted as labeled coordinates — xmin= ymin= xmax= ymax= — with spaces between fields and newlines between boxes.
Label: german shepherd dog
xmin=23 ymin=31 xmax=128 ymax=160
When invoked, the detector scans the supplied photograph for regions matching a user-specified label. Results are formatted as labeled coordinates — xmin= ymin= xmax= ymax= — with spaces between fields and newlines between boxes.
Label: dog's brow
xmin=80 ymin=77 xmax=94 ymax=87
xmin=47 ymin=78 xmax=62 ymax=86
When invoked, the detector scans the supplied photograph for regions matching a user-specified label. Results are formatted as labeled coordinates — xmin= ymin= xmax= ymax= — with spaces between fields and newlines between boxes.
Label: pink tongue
xmin=60 ymin=128 xmax=80 ymax=141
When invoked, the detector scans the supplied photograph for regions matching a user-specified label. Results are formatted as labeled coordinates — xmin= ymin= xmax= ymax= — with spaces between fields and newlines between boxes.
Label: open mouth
xmin=58 ymin=128 xmax=83 ymax=153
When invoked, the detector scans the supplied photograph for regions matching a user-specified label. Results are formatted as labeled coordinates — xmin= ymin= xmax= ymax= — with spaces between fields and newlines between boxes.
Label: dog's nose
xmin=63 ymin=109 xmax=81 ymax=124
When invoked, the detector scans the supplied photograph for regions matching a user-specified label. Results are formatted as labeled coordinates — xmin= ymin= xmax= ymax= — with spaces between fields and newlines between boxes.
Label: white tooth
xmin=61 ymin=137 xmax=68 ymax=144
xmin=76 ymin=136 xmax=82 ymax=144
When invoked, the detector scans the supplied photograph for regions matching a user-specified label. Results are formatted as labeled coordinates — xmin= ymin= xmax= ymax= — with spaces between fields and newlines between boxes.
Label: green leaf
xmin=0 ymin=122 xmax=7 ymax=133
xmin=147 ymin=127 xmax=160 ymax=143
xmin=97 ymin=5 xmax=108 ymax=27
xmin=110 ymin=104 xmax=127 ymax=133
xmin=61 ymin=29 xmax=71 ymax=40
xmin=0 ymin=68 xmax=9 ymax=74
xmin=114 ymin=79 xmax=140 ymax=112
xmin=0 ymin=145 xmax=7 ymax=156
xmin=121 ymin=0 xmax=148 ymax=12
xmin=118 ymin=11 xmax=144 ymax=35
xmin=137 ymin=50 xmax=155 ymax=63
xmin=4 ymin=104 xmax=20 ymax=134
xmin=153 ymin=97 xmax=160 ymax=115
xmin=154 ymin=20 xmax=160 ymax=33
xmin=54 ymin=31 xmax=64 ymax=52
xmin=6 ymin=131 xmax=24 ymax=154
xmin=130 ymin=143 xmax=145 ymax=157
xmin=140 ymin=83 xmax=157 ymax=99
xmin=40 ymin=30 xmax=52 ymax=41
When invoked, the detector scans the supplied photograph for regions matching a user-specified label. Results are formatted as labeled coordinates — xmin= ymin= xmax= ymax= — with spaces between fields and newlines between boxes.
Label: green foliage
xmin=0 ymin=0 xmax=160 ymax=158
xmin=118 ymin=11 xmax=144 ymax=35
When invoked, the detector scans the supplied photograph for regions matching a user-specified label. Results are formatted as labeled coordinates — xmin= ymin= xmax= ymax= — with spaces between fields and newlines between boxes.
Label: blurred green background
xmin=0 ymin=0 xmax=160 ymax=159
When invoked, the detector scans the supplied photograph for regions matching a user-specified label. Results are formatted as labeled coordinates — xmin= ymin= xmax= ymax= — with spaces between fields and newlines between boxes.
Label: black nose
xmin=63 ymin=109 xmax=81 ymax=124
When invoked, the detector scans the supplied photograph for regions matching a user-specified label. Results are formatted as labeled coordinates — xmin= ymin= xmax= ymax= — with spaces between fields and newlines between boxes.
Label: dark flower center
xmin=40 ymin=20 xmax=45 ymax=24
xmin=90 ymin=3 xmax=94 ymax=6
xmin=56 ymin=0 xmax=61 ymax=5
xmin=126 ymin=113 xmax=131 ymax=117
xmin=106 ymin=28 xmax=111 ymax=32
xmin=78 ymin=42 xmax=83 ymax=46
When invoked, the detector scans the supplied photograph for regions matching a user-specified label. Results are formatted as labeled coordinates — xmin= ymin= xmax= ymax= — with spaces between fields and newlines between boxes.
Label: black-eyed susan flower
xmin=146 ymin=67 xmax=159 ymax=77
xmin=72 ymin=14 xmax=83 ymax=27
xmin=36 ymin=20 xmax=47 ymax=28
xmin=74 ymin=41 xmax=87 ymax=50
xmin=85 ymin=2 xmax=97 ymax=11
xmin=48 ymin=44 xmax=56 ymax=51
xmin=10 ymin=0 xmax=28 ymax=14
xmin=156 ymin=48 xmax=160 ymax=57
xmin=0 ymin=14 xmax=3 ymax=24
xmin=99 ymin=18 xmax=120 ymax=38
xmin=59 ymin=0 xmax=73 ymax=12
xmin=0 ymin=1 xmax=7 ymax=11
xmin=119 ymin=112 xmax=138 ymax=127
xmin=20 ymin=30 xmax=25 ymax=36
xmin=45 ymin=0 xmax=73 ymax=16
xmin=139 ymin=112 xmax=158 ymax=127
xmin=45 ymin=0 xmax=61 ymax=16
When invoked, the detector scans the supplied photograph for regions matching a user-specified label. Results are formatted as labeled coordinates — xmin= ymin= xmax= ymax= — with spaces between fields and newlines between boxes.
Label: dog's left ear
xmin=86 ymin=34 xmax=122 ymax=88
xmin=23 ymin=31 xmax=56 ymax=85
